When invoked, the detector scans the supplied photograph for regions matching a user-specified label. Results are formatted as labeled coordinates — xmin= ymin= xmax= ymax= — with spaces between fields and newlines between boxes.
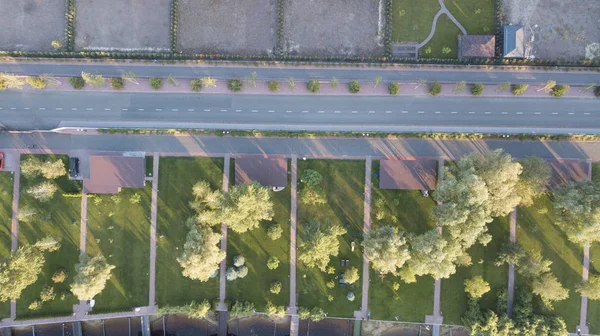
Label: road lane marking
xmin=138 ymin=109 xmax=144 ymax=111
xmin=251 ymin=110 xmax=258 ymax=112
xmin=468 ymin=111 xmax=475 ymax=114
xmin=318 ymin=110 xmax=325 ymax=113
xmin=268 ymin=110 xmax=275 ymax=113
xmin=568 ymin=112 xmax=575 ymax=115
xmin=86 ymin=108 xmax=93 ymax=111
xmin=204 ymin=109 xmax=210 ymax=112
xmin=221 ymin=109 xmax=227 ymax=112
xmin=302 ymin=110 xmax=309 ymax=113
xmin=39 ymin=108 xmax=46 ymax=110
xmin=369 ymin=111 xmax=375 ymax=114
xmin=172 ymin=109 xmax=179 ymax=112
xmin=71 ymin=108 xmax=77 ymax=111
xmin=434 ymin=111 xmax=441 ymax=114
xmin=334 ymin=111 xmax=341 ymax=114
xmin=351 ymin=111 xmax=358 ymax=114
xmin=534 ymin=112 xmax=541 ymax=115
xmin=516 ymin=112 xmax=523 ymax=115
xmin=189 ymin=109 xmax=195 ymax=112
xmin=235 ymin=109 xmax=241 ymax=112
xmin=501 ymin=112 xmax=508 ymax=115
xmin=552 ymin=112 xmax=558 ymax=115
xmin=24 ymin=108 xmax=30 ymax=110
xmin=56 ymin=108 xmax=63 ymax=110
xmin=287 ymin=110 xmax=293 ymax=113
xmin=484 ymin=112 xmax=491 ymax=114
xmin=451 ymin=112 xmax=457 ymax=114
xmin=156 ymin=108 xmax=162 ymax=111
xmin=385 ymin=111 xmax=392 ymax=114
xmin=401 ymin=111 xmax=408 ymax=114
xmin=584 ymin=113 xmax=591 ymax=115
xmin=10 ymin=108 xmax=16 ymax=110
xmin=418 ymin=111 xmax=424 ymax=114
xmin=105 ymin=108 xmax=111 ymax=111
xmin=122 ymin=108 xmax=128 ymax=111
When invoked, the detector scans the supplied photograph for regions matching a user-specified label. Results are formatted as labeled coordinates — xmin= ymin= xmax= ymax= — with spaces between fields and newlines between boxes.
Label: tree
xmin=373 ymin=76 xmax=382 ymax=88
xmin=0 ymin=73 xmax=26 ymax=89
xmin=51 ymin=39 xmax=62 ymax=50
xmin=307 ymin=80 xmax=321 ymax=93
xmin=229 ymin=301 xmax=255 ymax=320
xmin=346 ymin=291 xmax=355 ymax=301
xmin=189 ymin=181 xmax=220 ymax=224
xmin=348 ymin=80 xmax=361 ymax=94
xmin=496 ymin=81 xmax=510 ymax=93
xmin=299 ymin=188 xmax=327 ymax=205
xmin=202 ymin=77 xmax=217 ymax=88
xmin=267 ymin=223 xmax=283 ymax=240
xmin=428 ymin=82 xmax=442 ymax=96
xmin=402 ymin=229 xmax=460 ymax=280
xmin=227 ymin=79 xmax=243 ymax=92
xmin=511 ymin=84 xmax=528 ymax=95
xmin=109 ymin=77 xmax=124 ymax=90
xmin=68 ymin=76 xmax=85 ymax=89
xmin=298 ymin=219 xmax=347 ymax=271
xmin=551 ymin=84 xmax=570 ymax=98
xmin=330 ymin=78 xmax=339 ymax=89
xmin=470 ymin=83 xmax=484 ymax=96
xmin=26 ymin=77 xmax=47 ymax=89
xmin=553 ymin=180 xmax=600 ymax=244
xmin=167 ymin=75 xmax=178 ymax=87
xmin=344 ymin=267 xmax=360 ymax=285
xmin=298 ymin=307 xmax=310 ymax=319
xmin=40 ymin=285 xmax=55 ymax=302
xmin=177 ymin=218 xmax=226 ymax=281
xmin=300 ymin=169 xmax=322 ymax=187
xmin=268 ymin=80 xmax=280 ymax=92
xmin=267 ymin=256 xmax=280 ymax=270
xmin=149 ymin=78 xmax=163 ymax=90
xmin=270 ymin=281 xmax=282 ymax=294
xmin=27 ymin=182 xmax=58 ymax=202
xmin=216 ymin=182 xmax=273 ymax=233
xmin=287 ymin=77 xmax=296 ymax=90
xmin=362 ymin=225 xmax=410 ymax=274
xmin=81 ymin=72 xmax=105 ymax=87
xmin=464 ymin=276 xmax=490 ymax=298
xmin=0 ymin=237 xmax=60 ymax=301
xmin=516 ymin=156 xmax=551 ymax=207
xmin=577 ymin=275 xmax=600 ymax=300
xmin=190 ymin=79 xmax=203 ymax=92
xmin=70 ymin=253 xmax=115 ymax=301
xmin=453 ymin=81 xmax=466 ymax=95
xmin=122 ymin=72 xmax=138 ymax=85
xmin=532 ymin=273 xmax=569 ymax=308
xmin=52 ymin=270 xmax=67 ymax=283
xmin=233 ymin=255 xmax=245 ymax=267
xmin=388 ymin=82 xmax=400 ymax=95
xmin=537 ymin=80 xmax=556 ymax=93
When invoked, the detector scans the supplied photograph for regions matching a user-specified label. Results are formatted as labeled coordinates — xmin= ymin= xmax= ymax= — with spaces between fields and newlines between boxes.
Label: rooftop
xmin=379 ymin=159 xmax=438 ymax=190
xmin=83 ymin=156 xmax=145 ymax=194
xmin=460 ymin=35 xmax=496 ymax=58
xmin=235 ymin=157 xmax=288 ymax=188
xmin=503 ymin=25 xmax=525 ymax=58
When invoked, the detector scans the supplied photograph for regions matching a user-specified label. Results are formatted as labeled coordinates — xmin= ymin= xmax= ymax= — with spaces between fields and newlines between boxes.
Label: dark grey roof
xmin=460 ymin=35 xmax=496 ymax=58
xmin=503 ymin=25 xmax=524 ymax=58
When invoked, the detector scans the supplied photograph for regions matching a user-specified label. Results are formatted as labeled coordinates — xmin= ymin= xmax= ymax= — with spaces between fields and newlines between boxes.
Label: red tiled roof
xmin=379 ymin=159 xmax=438 ymax=190
xmin=84 ymin=156 xmax=145 ymax=194
xmin=235 ymin=157 xmax=288 ymax=188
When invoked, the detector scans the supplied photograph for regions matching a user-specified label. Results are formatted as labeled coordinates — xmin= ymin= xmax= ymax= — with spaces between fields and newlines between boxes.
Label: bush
xmin=52 ymin=270 xmax=67 ymax=283
xmin=270 ymin=281 xmax=282 ymax=294
xmin=428 ymin=82 xmax=442 ymax=96
xmin=68 ymin=76 xmax=85 ymax=89
xmin=551 ymin=84 xmax=570 ymax=98
xmin=346 ymin=291 xmax=355 ymax=301
xmin=326 ymin=280 xmax=335 ymax=289
xmin=129 ymin=193 xmax=141 ymax=204
xmin=226 ymin=267 xmax=238 ymax=281
xmin=190 ymin=79 xmax=202 ymax=92
xmin=40 ymin=285 xmax=55 ymax=302
xmin=328 ymin=295 xmax=334 ymax=302
xmin=298 ymin=307 xmax=310 ymax=320
xmin=299 ymin=188 xmax=327 ymax=205
xmin=310 ymin=307 xmax=325 ymax=321
xmin=149 ymin=78 xmax=163 ymax=90
xmin=511 ymin=84 xmax=529 ymax=96
xmin=307 ymin=80 xmax=321 ymax=93
xmin=267 ymin=256 xmax=280 ymax=270
xmin=300 ymin=169 xmax=323 ymax=187
xmin=109 ymin=77 xmax=124 ymax=90
xmin=267 ymin=223 xmax=283 ymax=240
xmin=348 ymin=80 xmax=361 ymax=94
xmin=26 ymin=77 xmax=47 ymax=89
xmin=265 ymin=301 xmax=285 ymax=318
xmin=268 ymin=80 xmax=280 ymax=92
xmin=0 ymin=78 xmax=6 ymax=90
xmin=470 ymin=83 xmax=484 ymax=96
xmin=28 ymin=300 xmax=42 ymax=311
xmin=344 ymin=267 xmax=360 ymax=285
xmin=228 ymin=79 xmax=243 ymax=92
xmin=233 ymin=255 xmax=246 ymax=267
xmin=388 ymin=82 xmax=400 ymax=95
xmin=236 ymin=266 xmax=248 ymax=279
xmin=595 ymin=86 xmax=600 ymax=98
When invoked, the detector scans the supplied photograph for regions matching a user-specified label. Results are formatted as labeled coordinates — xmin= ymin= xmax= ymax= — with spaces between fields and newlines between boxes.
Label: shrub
xmin=129 ymin=193 xmax=141 ymax=204
xmin=236 ymin=266 xmax=249 ymax=279
xmin=226 ymin=267 xmax=238 ymax=281
xmin=267 ymin=223 xmax=283 ymax=240
xmin=28 ymin=300 xmax=42 ymax=311
xmin=348 ymin=80 xmax=361 ymax=94
xmin=470 ymin=83 xmax=484 ymax=96
xmin=190 ymin=79 xmax=202 ymax=92
xmin=228 ymin=79 xmax=243 ymax=92
xmin=40 ymin=285 xmax=55 ymax=302
xmin=0 ymin=78 xmax=6 ymax=90
xmin=233 ymin=255 xmax=246 ymax=267
xmin=109 ymin=77 xmax=124 ymax=90
xmin=327 ymin=295 xmax=334 ymax=302
xmin=595 ymin=86 xmax=600 ymax=98
xmin=68 ymin=76 xmax=85 ymax=89
xmin=229 ymin=301 xmax=255 ymax=320
xmin=300 ymin=169 xmax=322 ymax=187
xmin=265 ymin=301 xmax=285 ymax=318
xmin=464 ymin=276 xmax=490 ymax=298
xmin=551 ymin=84 xmax=570 ymax=98
xmin=149 ymin=78 xmax=163 ymax=90
xmin=270 ymin=281 xmax=282 ymax=294
xmin=330 ymin=78 xmax=339 ymax=89
xmin=428 ymin=82 xmax=442 ymax=96
xmin=326 ymin=280 xmax=335 ymax=289
xmin=299 ymin=188 xmax=327 ymax=205
xmin=26 ymin=77 xmax=47 ymax=89
xmin=310 ymin=307 xmax=325 ymax=322
xmin=298 ymin=307 xmax=310 ymax=320
xmin=307 ymin=80 xmax=321 ymax=93
xmin=267 ymin=256 xmax=280 ymax=270
xmin=326 ymin=266 xmax=336 ymax=274
xmin=388 ymin=82 xmax=400 ymax=95
xmin=346 ymin=291 xmax=355 ymax=301
xmin=511 ymin=84 xmax=529 ymax=95
xmin=52 ymin=270 xmax=67 ymax=283
xmin=268 ymin=80 xmax=280 ymax=92
xmin=344 ymin=267 xmax=360 ymax=285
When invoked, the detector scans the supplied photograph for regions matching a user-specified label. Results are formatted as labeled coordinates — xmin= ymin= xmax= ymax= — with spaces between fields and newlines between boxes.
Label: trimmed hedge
xmin=150 ymin=78 xmax=163 ymax=90
xmin=470 ymin=83 xmax=484 ymax=96
xmin=68 ymin=76 xmax=85 ymax=89
xmin=307 ymin=80 xmax=321 ymax=93
xmin=268 ymin=80 xmax=280 ymax=92
xmin=190 ymin=79 xmax=202 ymax=92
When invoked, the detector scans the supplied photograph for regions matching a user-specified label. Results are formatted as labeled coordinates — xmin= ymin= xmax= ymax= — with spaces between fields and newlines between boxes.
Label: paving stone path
xmin=148 ymin=153 xmax=159 ymax=308
xmin=9 ymin=152 xmax=20 ymax=321
xmin=288 ymin=155 xmax=299 ymax=336
xmin=218 ymin=155 xmax=231 ymax=310
xmin=418 ymin=0 xmax=467 ymax=49
xmin=360 ymin=156 xmax=372 ymax=319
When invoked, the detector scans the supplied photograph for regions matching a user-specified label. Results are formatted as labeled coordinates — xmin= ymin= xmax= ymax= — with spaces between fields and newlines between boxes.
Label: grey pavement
xmin=360 ymin=157 xmax=372 ymax=319
xmin=218 ymin=155 xmax=230 ymax=310
xmin=289 ymin=155 xmax=298 ymax=336
xmin=507 ymin=208 xmax=517 ymax=317
xmin=148 ymin=153 xmax=159 ymax=308
xmin=1 ymin=62 xmax=599 ymax=85
xmin=579 ymin=243 xmax=590 ymax=335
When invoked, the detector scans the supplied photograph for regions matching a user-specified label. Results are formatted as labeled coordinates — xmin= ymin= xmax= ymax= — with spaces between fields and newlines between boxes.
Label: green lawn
xmin=590 ymin=243 xmax=600 ymax=333
xmin=155 ymin=157 xmax=223 ymax=307
xmin=145 ymin=156 xmax=154 ymax=177
xmin=17 ymin=155 xmax=81 ymax=318
xmin=226 ymin=165 xmax=291 ymax=311
xmin=517 ymin=194 xmax=583 ymax=330
xmin=420 ymin=14 xmax=461 ymax=59
xmin=441 ymin=216 xmax=510 ymax=325
xmin=0 ymin=172 xmax=14 ymax=318
xmin=86 ymin=184 xmax=152 ymax=313
xmin=391 ymin=0 xmax=440 ymax=43
xmin=592 ymin=163 xmax=600 ymax=185
xmin=444 ymin=0 xmax=495 ymax=35
xmin=297 ymin=160 xmax=365 ymax=318
xmin=368 ymin=160 xmax=435 ymax=321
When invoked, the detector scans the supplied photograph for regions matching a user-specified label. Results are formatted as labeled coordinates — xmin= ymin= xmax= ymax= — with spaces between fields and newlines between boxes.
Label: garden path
xmin=148 ymin=153 xmax=159 ymax=308
xmin=217 ymin=154 xmax=230 ymax=310
xmin=418 ymin=0 xmax=467 ymax=49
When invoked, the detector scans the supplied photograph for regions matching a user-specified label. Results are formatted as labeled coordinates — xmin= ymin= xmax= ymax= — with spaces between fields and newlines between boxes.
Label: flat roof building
xmin=379 ymin=159 xmax=438 ymax=190
xmin=83 ymin=156 xmax=145 ymax=194
xmin=235 ymin=157 xmax=288 ymax=188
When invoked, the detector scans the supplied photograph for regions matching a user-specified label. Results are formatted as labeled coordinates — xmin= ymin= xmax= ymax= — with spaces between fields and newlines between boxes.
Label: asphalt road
xmin=0 ymin=91 xmax=599 ymax=132
xmin=1 ymin=62 xmax=599 ymax=85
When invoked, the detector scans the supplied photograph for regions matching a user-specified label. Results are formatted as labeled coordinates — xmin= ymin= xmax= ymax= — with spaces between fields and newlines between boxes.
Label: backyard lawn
xmin=0 ymin=172 xmax=14 ymax=318
xmin=17 ymin=155 xmax=81 ymax=318
xmin=445 ymin=0 xmax=495 ymax=35
xmin=297 ymin=160 xmax=365 ymax=318
xmin=441 ymin=216 xmax=510 ymax=325
xmin=86 ymin=184 xmax=153 ymax=313
xmin=590 ymin=244 xmax=600 ymax=333
xmin=368 ymin=160 xmax=435 ymax=322
xmin=391 ymin=0 xmax=440 ymax=43
xmin=517 ymin=194 xmax=583 ymax=331
xmin=227 ymin=167 xmax=291 ymax=311
xmin=420 ymin=14 xmax=461 ymax=59
xmin=155 ymin=157 xmax=224 ymax=307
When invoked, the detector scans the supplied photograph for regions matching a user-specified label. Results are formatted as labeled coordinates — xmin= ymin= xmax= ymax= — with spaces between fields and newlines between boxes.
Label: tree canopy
xmin=362 ymin=225 xmax=410 ymax=275
xmin=71 ymin=253 xmax=115 ymax=301
xmin=216 ymin=182 xmax=273 ymax=233
xmin=464 ymin=276 xmax=491 ymax=298
xmin=21 ymin=157 xmax=66 ymax=179
xmin=516 ymin=156 xmax=551 ymax=207
xmin=298 ymin=219 xmax=346 ymax=271
xmin=553 ymin=180 xmax=600 ymax=244
xmin=178 ymin=218 xmax=225 ymax=281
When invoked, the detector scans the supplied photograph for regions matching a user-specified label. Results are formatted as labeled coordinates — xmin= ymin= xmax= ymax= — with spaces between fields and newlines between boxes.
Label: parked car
xmin=0 ymin=153 xmax=4 ymax=169
xmin=69 ymin=157 xmax=79 ymax=177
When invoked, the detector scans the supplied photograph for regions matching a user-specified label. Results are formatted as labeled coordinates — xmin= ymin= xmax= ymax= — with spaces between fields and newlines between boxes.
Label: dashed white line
xmin=221 ymin=109 xmax=227 ymax=112
xmin=235 ymin=109 xmax=241 ymax=112
xmin=302 ymin=110 xmax=309 ymax=113
xmin=156 ymin=108 xmax=162 ymax=111
xmin=105 ymin=108 xmax=111 ymax=111
xmin=189 ymin=109 xmax=195 ymax=112
xmin=368 ymin=111 xmax=375 ymax=114
xmin=204 ymin=109 xmax=210 ymax=112
xmin=568 ymin=112 xmax=575 ymax=115
xmin=351 ymin=111 xmax=358 ymax=114
xmin=434 ymin=111 xmax=441 ymax=114
xmin=501 ymin=112 xmax=508 ymax=115
xmin=318 ymin=110 xmax=325 ymax=113
xmin=268 ymin=110 xmax=275 ymax=113
xmin=385 ymin=111 xmax=392 ymax=114
xmin=86 ymin=108 xmax=93 ymax=111
xmin=122 ymin=108 xmax=128 ymax=111
xmin=584 ymin=113 xmax=591 ymax=115
xmin=138 ymin=109 xmax=144 ymax=111
xmin=287 ymin=110 xmax=294 ymax=113
xmin=39 ymin=108 xmax=46 ymax=110
xmin=451 ymin=112 xmax=458 ymax=114
xmin=10 ymin=108 xmax=16 ymax=110
xmin=484 ymin=112 xmax=491 ymax=114
xmin=401 ymin=111 xmax=408 ymax=114
xmin=418 ymin=111 xmax=425 ymax=114
xmin=56 ymin=108 xmax=63 ymax=110
xmin=516 ymin=112 xmax=523 ymax=115
xmin=172 ymin=109 xmax=179 ymax=112
xmin=334 ymin=110 xmax=341 ymax=114
xmin=0 ymin=108 xmax=3 ymax=110
xmin=468 ymin=111 xmax=475 ymax=114
xmin=71 ymin=108 xmax=78 ymax=111
xmin=251 ymin=110 xmax=258 ymax=113
xmin=534 ymin=112 xmax=541 ymax=115
xmin=24 ymin=108 xmax=30 ymax=110
xmin=552 ymin=112 xmax=559 ymax=115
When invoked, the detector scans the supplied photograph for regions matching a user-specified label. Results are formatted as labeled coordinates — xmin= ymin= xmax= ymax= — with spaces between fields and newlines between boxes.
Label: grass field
xmin=17 ymin=155 xmax=81 ymax=318
xmin=445 ymin=0 xmax=495 ymax=35
xmin=391 ymin=0 xmax=440 ymax=43
xmin=0 ymin=172 xmax=14 ymax=318
xmin=517 ymin=194 xmax=583 ymax=331
xmin=155 ymin=157 xmax=224 ymax=307
xmin=297 ymin=160 xmax=365 ymax=318
xmin=420 ymin=14 xmax=461 ymax=59
xmin=368 ymin=160 xmax=435 ymax=321
xmin=441 ymin=216 xmax=510 ymax=325
xmin=226 ymin=165 xmax=291 ymax=311
xmin=590 ymin=243 xmax=600 ymax=333
xmin=592 ymin=163 xmax=600 ymax=185
xmin=86 ymin=184 xmax=152 ymax=313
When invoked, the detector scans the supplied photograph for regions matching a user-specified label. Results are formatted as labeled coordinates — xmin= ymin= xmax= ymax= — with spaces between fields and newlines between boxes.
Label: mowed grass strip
xmin=156 ymin=157 xmax=224 ymax=307
xmin=445 ymin=0 xmax=495 ymax=35
xmin=86 ymin=184 xmax=152 ymax=313
xmin=0 ymin=172 xmax=14 ymax=318
xmin=419 ymin=14 xmax=461 ymax=59
xmin=441 ymin=216 xmax=510 ymax=325
xmin=297 ymin=160 xmax=364 ymax=317
xmin=368 ymin=160 xmax=435 ymax=322
xmin=391 ymin=0 xmax=440 ymax=43
xmin=17 ymin=155 xmax=81 ymax=318
xmin=227 ymin=168 xmax=291 ymax=311
xmin=517 ymin=194 xmax=583 ymax=330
